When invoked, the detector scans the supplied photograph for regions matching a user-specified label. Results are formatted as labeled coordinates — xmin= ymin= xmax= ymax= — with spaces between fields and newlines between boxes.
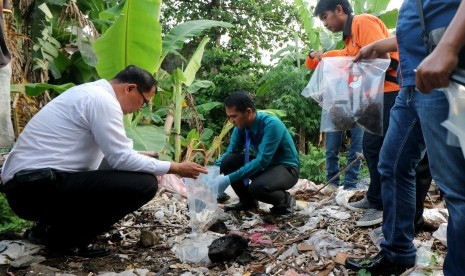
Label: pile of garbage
xmin=0 ymin=174 xmax=448 ymax=275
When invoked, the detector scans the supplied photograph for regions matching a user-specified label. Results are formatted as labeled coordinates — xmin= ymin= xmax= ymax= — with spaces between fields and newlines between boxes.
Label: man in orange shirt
xmin=306 ymin=0 xmax=400 ymax=226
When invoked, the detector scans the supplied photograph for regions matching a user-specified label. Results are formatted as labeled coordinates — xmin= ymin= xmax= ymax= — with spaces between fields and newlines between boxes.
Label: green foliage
xmin=10 ymin=83 xmax=75 ymax=97
xmin=161 ymin=0 xmax=299 ymax=61
xmin=0 ymin=194 xmax=31 ymax=234
xmin=93 ymin=0 xmax=163 ymax=79
xmin=195 ymin=47 xmax=264 ymax=134
xmin=299 ymin=143 xmax=326 ymax=183
xmin=257 ymin=58 xmax=321 ymax=147
xmin=357 ymin=268 xmax=372 ymax=276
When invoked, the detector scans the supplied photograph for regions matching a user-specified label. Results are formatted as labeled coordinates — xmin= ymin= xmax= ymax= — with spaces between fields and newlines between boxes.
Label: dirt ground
xmin=0 ymin=182 xmax=447 ymax=276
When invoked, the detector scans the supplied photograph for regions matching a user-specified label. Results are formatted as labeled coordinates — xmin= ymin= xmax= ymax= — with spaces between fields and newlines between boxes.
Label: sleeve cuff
xmin=155 ymin=160 xmax=171 ymax=175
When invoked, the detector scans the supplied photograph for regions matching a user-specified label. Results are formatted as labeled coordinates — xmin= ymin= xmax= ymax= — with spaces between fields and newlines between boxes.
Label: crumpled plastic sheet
xmin=98 ymin=269 xmax=150 ymax=276
xmin=433 ymin=223 xmax=447 ymax=246
xmin=423 ymin=208 xmax=448 ymax=226
xmin=439 ymin=80 xmax=465 ymax=158
xmin=288 ymin=179 xmax=319 ymax=195
xmin=158 ymin=174 xmax=186 ymax=197
xmin=320 ymin=206 xmax=351 ymax=220
xmin=171 ymin=232 xmax=222 ymax=264
xmin=303 ymin=230 xmax=352 ymax=257
xmin=0 ymin=240 xmax=44 ymax=265
xmin=298 ymin=216 xmax=322 ymax=233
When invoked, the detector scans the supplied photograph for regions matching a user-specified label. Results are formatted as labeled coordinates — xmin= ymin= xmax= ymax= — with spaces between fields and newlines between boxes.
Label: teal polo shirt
xmin=216 ymin=112 xmax=299 ymax=183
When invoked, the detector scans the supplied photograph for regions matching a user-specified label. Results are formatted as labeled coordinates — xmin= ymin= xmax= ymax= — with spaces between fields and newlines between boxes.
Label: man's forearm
xmin=374 ymin=36 xmax=397 ymax=54
xmin=436 ymin=1 xmax=465 ymax=55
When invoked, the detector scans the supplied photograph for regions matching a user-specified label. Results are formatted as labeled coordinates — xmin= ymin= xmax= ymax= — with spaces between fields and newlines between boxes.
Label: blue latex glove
xmin=216 ymin=175 xmax=231 ymax=195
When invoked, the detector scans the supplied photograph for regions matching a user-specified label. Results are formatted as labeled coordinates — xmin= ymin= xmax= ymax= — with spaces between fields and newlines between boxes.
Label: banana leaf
xmin=93 ymin=0 xmax=162 ymax=79
xmin=155 ymin=20 xmax=233 ymax=71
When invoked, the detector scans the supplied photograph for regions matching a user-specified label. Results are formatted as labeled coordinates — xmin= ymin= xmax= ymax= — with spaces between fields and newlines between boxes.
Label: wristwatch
xmin=308 ymin=49 xmax=315 ymax=58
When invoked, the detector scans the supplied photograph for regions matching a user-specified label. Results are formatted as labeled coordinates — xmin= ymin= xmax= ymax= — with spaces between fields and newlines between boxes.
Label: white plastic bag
xmin=184 ymin=166 xmax=220 ymax=233
xmin=439 ymin=71 xmax=465 ymax=158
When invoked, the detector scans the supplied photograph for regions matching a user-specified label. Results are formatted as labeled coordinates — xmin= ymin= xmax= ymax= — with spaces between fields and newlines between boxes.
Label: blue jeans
xmin=325 ymin=128 xmax=363 ymax=189
xmin=379 ymin=87 xmax=465 ymax=274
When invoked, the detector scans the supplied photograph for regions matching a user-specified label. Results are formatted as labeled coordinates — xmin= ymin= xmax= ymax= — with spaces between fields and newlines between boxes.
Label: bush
xmin=0 ymin=194 xmax=31 ymax=234
xmin=298 ymin=142 xmax=369 ymax=184
xmin=299 ymin=143 xmax=326 ymax=183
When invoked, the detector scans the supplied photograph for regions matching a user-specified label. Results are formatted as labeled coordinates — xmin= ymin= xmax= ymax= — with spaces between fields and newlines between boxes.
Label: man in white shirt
xmin=0 ymin=65 xmax=207 ymax=257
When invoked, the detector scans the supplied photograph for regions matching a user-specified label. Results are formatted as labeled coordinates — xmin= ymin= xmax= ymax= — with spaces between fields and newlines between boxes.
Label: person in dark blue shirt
xmin=214 ymin=91 xmax=300 ymax=216
xmin=345 ymin=0 xmax=465 ymax=275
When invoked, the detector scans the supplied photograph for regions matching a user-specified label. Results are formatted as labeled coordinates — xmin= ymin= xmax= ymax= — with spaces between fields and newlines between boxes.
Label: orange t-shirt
xmin=306 ymin=14 xmax=400 ymax=93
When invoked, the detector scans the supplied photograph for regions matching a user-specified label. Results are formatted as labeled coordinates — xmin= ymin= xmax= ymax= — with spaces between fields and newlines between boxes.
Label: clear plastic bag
xmin=307 ymin=57 xmax=390 ymax=135
xmin=184 ymin=166 xmax=220 ymax=233
xmin=302 ymin=61 xmax=325 ymax=105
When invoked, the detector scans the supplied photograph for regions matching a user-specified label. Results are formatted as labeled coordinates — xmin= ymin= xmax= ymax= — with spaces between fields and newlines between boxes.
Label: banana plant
xmin=168 ymin=37 xmax=211 ymax=162
xmin=92 ymin=0 xmax=232 ymax=156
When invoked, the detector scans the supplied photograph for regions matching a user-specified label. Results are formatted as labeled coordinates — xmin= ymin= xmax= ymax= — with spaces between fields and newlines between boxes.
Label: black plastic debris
xmin=208 ymin=234 xmax=249 ymax=263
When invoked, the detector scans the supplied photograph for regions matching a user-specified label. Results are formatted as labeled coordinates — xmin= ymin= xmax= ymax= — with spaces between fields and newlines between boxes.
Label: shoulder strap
xmin=416 ymin=0 xmax=430 ymax=50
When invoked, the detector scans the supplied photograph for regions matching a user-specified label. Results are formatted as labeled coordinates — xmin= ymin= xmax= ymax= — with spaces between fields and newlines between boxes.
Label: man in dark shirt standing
xmin=0 ymin=0 xmax=14 ymax=151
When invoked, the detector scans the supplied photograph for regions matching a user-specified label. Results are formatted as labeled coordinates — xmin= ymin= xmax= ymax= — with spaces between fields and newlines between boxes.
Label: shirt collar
xmin=343 ymin=14 xmax=354 ymax=40
xmin=246 ymin=112 xmax=262 ymax=134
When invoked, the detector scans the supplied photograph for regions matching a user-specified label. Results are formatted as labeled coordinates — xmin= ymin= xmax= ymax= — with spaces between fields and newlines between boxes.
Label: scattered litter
xmin=433 ymin=223 xmax=447 ymax=246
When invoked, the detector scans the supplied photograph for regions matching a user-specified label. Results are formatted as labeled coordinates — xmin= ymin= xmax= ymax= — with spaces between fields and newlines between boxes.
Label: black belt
xmin=13 ymin=168 xmax=56 ymax=183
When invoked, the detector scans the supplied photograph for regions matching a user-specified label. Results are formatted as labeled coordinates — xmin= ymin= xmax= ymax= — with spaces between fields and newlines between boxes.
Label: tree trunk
xmin=298 ymin=126 xmax=306 ymax=153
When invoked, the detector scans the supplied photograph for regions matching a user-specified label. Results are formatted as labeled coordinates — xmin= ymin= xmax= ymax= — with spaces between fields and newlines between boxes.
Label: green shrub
xmin=298 ymin=142 xmax=369 ymax=184
xmin=299 ymin=143 xmax=327 ymax=183
xmin=0 ymin=194 xmax=31 ymax=234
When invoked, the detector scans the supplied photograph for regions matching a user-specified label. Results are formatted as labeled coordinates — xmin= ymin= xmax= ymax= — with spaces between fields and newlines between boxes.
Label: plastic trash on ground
xmin=278 ymin=244 xmax=298 ymax=261
xmin=415 ymin=239 xmax=434 ymax=266
xmin=303 ymin=230 xmax=352 ymax=257
xmin=159 ymin=174 xmax=186 ymax=197
xmin=298 ymin=216 xmax=322 ymax=233
xmin=369 ymin=226 xmax=384 ymax=251
xmin=321 ymin=206 xmax=351 ymax=220
xmin=184 ymin=166 xmax=220 ymax=233
xmin=0 ymin=240 xmax=44 ymax=265
xmin=288 ymin=178 xmax=319 ymax=195
xmin=423 ymin=208 xmax=448 ymax=230
xmin=172 ymin=232 xmax=221 ymax=264
xmin=433 ymin=223 xmax=447 ymax=246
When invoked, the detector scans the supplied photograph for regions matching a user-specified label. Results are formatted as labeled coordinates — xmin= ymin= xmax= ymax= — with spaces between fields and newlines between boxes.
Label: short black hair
xmin=112 ymin=65 xmax=157 ymax=94
xmin=224 ymin=91 xmax=256 ymax=113
xmin=314 ymin=0 xmax=353 ymax=17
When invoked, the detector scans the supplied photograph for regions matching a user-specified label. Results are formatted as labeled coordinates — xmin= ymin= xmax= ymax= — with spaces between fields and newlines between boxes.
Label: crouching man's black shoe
xmin=217 ymin=193 xmax=231 ymax=204
xmin=270 ymin=194 xmax=296 ymax=216
xmin=224 ymin=201 xmax=258 ymax=212
xmin=345 ymin=251 xmax=414 ymax=276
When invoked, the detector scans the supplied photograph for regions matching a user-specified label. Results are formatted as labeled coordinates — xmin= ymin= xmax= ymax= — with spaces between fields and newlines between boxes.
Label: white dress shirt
xmin=1 ymin=79 xmax=170 ymax=183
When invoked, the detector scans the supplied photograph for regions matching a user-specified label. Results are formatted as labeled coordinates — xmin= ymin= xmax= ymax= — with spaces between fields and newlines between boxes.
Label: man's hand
xmin=169 ymin=162 xmax=208 ymax=179
xmin=309 ymin=50 xmax=324 ymax=60
xmin=416 ymin=44 xmax=458 ymax=93
xmin=354 ymin=37 xmax=396 ymax=62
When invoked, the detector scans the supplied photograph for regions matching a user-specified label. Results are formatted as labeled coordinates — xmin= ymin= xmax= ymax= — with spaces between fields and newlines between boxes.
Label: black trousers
xmin=220 ymin=153 xmax=299 ymax=208
xmin=4 ymin=170 xmax=157 ymax=249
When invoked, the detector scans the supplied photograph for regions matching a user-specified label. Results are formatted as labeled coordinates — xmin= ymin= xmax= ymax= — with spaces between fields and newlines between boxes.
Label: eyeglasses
xmin=136 ymin=88 xmax=150 ymax=108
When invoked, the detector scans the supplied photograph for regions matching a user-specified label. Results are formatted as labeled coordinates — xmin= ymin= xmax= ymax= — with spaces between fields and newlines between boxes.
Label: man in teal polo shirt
xmin=214 ymin=91 xmax=300 ymax=215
